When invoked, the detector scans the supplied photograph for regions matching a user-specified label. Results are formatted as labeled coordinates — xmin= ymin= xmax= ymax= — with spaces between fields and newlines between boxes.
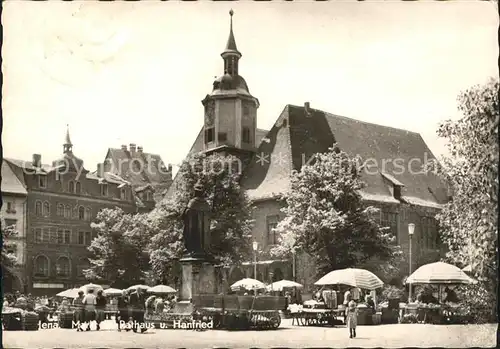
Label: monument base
xmin=179 ymin=255 xmax=217 ymax=303
xmin=171 ymin=300 xmax=194 ymax=315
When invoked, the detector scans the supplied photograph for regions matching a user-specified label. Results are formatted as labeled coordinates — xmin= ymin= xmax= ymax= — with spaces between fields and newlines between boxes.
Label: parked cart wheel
xmin=270 ymin=312 xmax=281 ymax=329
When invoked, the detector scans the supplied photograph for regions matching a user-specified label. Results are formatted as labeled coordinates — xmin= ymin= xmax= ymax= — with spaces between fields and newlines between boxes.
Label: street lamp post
xmin=408 ymin=223 xmax=415 ymax=303
xmin=252 ymin=241 xmax=258 ymax=280
xmin=292 ymin=251 xmax=296 ymax=282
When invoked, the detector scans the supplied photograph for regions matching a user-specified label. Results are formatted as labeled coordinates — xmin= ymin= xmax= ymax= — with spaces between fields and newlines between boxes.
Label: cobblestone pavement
xmin=3 ymin=319 xmax=497 ymax=348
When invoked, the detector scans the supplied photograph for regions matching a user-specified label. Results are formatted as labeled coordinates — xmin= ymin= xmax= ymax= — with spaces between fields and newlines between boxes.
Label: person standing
xmin=346 ymin=299 xmax=358 ymax=339
xmin=95 ymin=290 xmax=106 ymax=331
xmin=116 ymin=290 xmax=130 ymax=332
xmin=72 ymin=291 xmax=85 ymax=331
xmin=128 ymin=288 xmax=147 ymax=333
xmin=82 ymin=289 xmax=97 ymax=331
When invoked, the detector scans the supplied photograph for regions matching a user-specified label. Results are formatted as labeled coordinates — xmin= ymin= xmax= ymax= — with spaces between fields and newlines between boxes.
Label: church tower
xmin=201 ymin=10 xmax=259 ymax=164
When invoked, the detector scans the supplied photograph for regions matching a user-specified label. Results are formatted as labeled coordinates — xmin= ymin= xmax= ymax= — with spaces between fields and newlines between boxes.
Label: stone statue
xmin=182 ymin=180 xmax=212 ymax=258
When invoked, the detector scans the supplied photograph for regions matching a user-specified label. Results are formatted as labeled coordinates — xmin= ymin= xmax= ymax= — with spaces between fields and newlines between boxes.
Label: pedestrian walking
xmin=128 ymin=288 xmax=147 ymax=333
xmin=95 ymin=290 xmax=106 ymax=331
xmin=116 ymin=290 xmax=130 ymax=332
xmin=72 ymin=291 xmax=85 ymax=331
xmin=346 ymin=299 xmax=358 ymax=339
xmin=82 ymin=289 xmax=97 ymax=331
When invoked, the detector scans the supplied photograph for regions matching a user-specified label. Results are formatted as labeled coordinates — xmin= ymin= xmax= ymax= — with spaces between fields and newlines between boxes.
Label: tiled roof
xmin=105 ymin=148 xmax=171 ymax=189
xmin=1 ymin=160 xmax=27 ymax=195
xmin=240 ymin=104 xmax=448 ymax=208
xmin=4 ymin=158 xmax=54 ymax=173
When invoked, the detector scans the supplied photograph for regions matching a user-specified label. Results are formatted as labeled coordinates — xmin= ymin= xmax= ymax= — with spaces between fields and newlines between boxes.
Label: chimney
xmin=304 ymin=102 xmax=311 ymax=117
xmin=121 ymin=145 xmax=127 ymax=151
xmin=137 ymin=146 xmax=143 ymax=153
xmin=97 ymin=163 xmax=104 ymax=178
xmin=32 ymin=154 xmax=41 ymax=168
xmin=129 ymin=143 xmax=136 ymax=154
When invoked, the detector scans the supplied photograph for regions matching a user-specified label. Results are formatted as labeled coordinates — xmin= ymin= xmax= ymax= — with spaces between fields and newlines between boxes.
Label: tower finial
xmin=224 ymin=9 xmax=238 ymax=53
xmin=64 ymin=124 xmax=73 ymax=154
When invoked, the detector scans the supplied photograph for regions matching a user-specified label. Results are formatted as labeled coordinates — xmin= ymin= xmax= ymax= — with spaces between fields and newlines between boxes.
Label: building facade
xmin=4 ymin=130 xmax=137 ymax=295
xmin=166 ymin=11 xmax=449 ymax=291
xmin=102 ymin=143 xmax=173 ymax=211
xmin=1 ymin=160 xmax=28 ymax=292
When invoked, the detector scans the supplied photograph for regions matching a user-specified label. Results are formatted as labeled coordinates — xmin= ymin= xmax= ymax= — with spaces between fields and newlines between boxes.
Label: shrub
xmin=455 ymin=281 xmax=497 ymax=324
xmin=400 ymin=313 xmax=418 ymax=324
xmin=380 ymin=285 xmax=405 ymax=303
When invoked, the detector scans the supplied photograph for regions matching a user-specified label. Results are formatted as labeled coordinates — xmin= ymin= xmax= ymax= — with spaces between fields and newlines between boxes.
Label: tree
xmin=434 ymin=79 xmax=498 ymax=321
xmin=1 ymin=218 xmax=19 ymax=291
xmin=148 ymin=153 xmax=254 ymax=280
xmin=86 ymin=208 xmax=151 ymax=286
xmin=271 ymin=147 xmax=396 ymax=277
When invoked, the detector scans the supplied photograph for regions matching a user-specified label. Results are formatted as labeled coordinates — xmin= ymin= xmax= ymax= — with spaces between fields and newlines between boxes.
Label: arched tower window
xmin=78 ymin=206 xmax=85 ymax=220
xmin=56 ymin=256 xmax=71 ymax=277
xmin=35 ymin=201 xmax=42 ymax=216
xmin=43 ymin=202 xmax=50 ymax=216
xmin=65 ymin=205 xmax=72 ymax=219
xmin=75 ymin=182 xmax=81 ymax=194
xmin=77 ymin=258 xmax=91 ymax=277
xmin=34 ymin=255 xmax=49 ymax=277
xmin=57 ymin=203 xmax=64 ymax=216
xmin=69 ymin=181 xmax=75 ymax=193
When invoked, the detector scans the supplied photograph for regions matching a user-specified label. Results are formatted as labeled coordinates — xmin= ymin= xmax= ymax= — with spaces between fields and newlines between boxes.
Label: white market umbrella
xmin=315 ymin=268 xmax=384 ymax=290
xmin=103 ymin=288 xmax=123 ymax=297
xmin=127 ymin=284 xmax=151 ymax=292
xmin=406 ymin=262 xmax=475 ymax=285
xmin=266 ymin=280 xmax=303 ymax=292
xmin=147 ymin=285 xmax=177 ymax=295
xmin=79 ymin=283 xmax=104 ymax=294
xmin=56 ymin=288 xmax=80 ymax=298
xmin=462 ymin=265 xmax=472 ymax=273
xmin=230 ymin=278 xmax=266 ymax=291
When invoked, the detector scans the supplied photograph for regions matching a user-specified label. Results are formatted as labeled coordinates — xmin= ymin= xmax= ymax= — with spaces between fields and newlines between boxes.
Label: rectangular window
xmin=91 ymin=232 xmax=98 ymax=241
xmin=218 ymin=132 xmax=227 ymax=142
xmin=205 ymin=127 xmax=215 ymax=143
xmin=242 ymin=127 xmax=251 ymax=144
xmin=5 ymin=219 xmax=17 ymax=229
xmin=49 ymin=228 xmax=58 ymax=244
xmin=420 ymin=217 xmax=438 ymax=250
xmin=380 ymin=212 xmax=398 ymax=244
xmin=42 ymin=228 xmax=50 ymax=243
xmin=64 ymin=230 xmax=71 ymax=244
xmin=57 ymin=229 xmax=64 ymax=244
xmin=85 ymin=232 xmax=91 ymax=245
xmin=78 ymin=231 xmax=85 ymax=245
xmin=34 ymin=228 xmax=42 ymax=243
xmin=100 ymin=184 xmax=108 ymax=196
xmin=39 ymin=175 xmax=47 ymax=188
xmin=6 ymin=202 xmax=15 ymax=213
xmin=266 ymin=215 xmax=280 ymax=246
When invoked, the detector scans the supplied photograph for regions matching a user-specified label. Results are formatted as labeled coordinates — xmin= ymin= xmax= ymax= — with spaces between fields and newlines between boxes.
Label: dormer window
xmin=100 ymin=184 xmax=108 ymax=196
xmin=75 ymin=182 xmax=81 ymax=194
xmin=39 ymin=175 xmax=47 ymax=188
xmin=69 ymin=181 xmax=74 ymax=193
xmin=145 ymin=191 xmax=152 ymax=201
xmin=380 ymin=172 xmax=405 ymax=201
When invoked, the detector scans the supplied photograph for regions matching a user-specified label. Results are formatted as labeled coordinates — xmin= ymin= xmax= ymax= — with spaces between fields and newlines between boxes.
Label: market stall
xmin=403 ymin=262 xmax=475 ymax=324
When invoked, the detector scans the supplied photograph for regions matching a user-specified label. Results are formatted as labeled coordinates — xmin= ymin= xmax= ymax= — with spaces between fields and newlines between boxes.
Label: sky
xmin=2 ymin=1 xmax=498 ymax=175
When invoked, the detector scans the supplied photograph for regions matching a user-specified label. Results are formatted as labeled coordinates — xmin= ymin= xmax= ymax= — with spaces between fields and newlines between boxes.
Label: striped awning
xmin=314 ymin=268 xmax=384 ymax=290
xmin=406 ymin=262 xmax=475 ymax=285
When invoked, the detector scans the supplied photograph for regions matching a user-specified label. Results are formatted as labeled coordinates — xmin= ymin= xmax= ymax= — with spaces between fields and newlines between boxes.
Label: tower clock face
xmin=205 ymin=100 xmax=215 ymax=126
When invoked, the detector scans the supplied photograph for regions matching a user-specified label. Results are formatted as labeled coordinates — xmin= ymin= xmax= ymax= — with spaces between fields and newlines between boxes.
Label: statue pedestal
xmin=173 ymin=255 xmax=216 ymax=314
